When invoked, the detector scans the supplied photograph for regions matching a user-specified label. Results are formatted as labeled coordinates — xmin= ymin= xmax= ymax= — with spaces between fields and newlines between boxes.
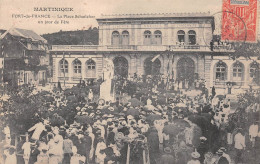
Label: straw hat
xmin=107 ymin=114 xmax=114 ymax=118
xmin=217 ymin=149 xmax=224 ymax=155
xmin=164 ymin=147 xmax=172 ymax=154
xmin=191 ymin=151 xmax=200 ymax=158
xmin=219 ymin=147 xmax=226 ymax=152
xmin=200 ymin=136 xmax=207 ymax=141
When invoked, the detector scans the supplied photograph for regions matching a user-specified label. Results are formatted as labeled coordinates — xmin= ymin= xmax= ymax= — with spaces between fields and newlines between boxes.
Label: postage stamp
xmin=222 ymin=0 xmax=258 ymax=42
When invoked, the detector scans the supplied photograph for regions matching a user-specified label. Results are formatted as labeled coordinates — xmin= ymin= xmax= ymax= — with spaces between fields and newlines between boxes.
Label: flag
xmin=151 ymin=54 xmax=160 ymax=62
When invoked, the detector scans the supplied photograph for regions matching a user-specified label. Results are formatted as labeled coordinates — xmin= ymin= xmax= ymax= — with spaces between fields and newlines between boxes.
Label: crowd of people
xmin=0 ymin=74 xmax=260 ymax=164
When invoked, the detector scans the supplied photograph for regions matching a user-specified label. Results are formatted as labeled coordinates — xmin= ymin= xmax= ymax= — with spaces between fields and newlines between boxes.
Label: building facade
xmin=50 ymin=12 xmax=260 ymax=91
xmin=0 ymin=28 xmax=49 ymax=89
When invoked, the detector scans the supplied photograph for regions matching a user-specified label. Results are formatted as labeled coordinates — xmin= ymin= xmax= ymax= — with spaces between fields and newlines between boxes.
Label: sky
xmin=0 ymin=0 xmax=246 ymax=35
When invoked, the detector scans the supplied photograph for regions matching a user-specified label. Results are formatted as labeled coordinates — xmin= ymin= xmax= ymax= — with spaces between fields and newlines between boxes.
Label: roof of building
xmin=0 ymin=30 xmax=7 ymax=36
xmin=8 ymin=28 xmax=47 ymax=42
xmin=98 ymin=12 xmax=212 ymax=20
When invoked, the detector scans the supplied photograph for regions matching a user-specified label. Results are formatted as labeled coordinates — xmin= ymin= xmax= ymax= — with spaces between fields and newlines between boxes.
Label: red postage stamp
xmin=222 ymin=0 xmax=258 ymax=42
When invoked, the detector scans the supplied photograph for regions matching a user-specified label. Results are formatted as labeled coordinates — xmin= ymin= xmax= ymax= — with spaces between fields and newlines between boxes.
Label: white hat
xmin=191 ymin=151 xmax=200 ymax=158
xmin=200 ymin=136 xmax=207 ymax=141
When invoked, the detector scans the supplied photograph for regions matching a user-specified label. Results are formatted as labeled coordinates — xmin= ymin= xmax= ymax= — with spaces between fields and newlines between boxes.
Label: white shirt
xmin=249 ymin=124 xmax=259 ymax=137
xmin=234 ymin=133 xmax=246 ymax=150
xmin=28 ymin=122 xmax=46 ymax=140
xmin=5 ymin=154 xmax=17 ymax=164
xmin=22 ymin=142 xmax=31 ymax=155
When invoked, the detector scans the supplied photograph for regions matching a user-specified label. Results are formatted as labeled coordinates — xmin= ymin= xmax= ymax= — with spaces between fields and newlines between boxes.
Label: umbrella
xmin=216 ymin=95 xmax=225 ymax=100
xmin=192 ymin=124 xmax=202 ymax=148
xmin=144 ymin=105 xmax=156 ymax=111
xmin=164 ymin=92 xmax=175 ymax=98
xmin=157 ymin=96 xmax=167 ymax=105
xmin=49 ymin=115 xmax=65 ymax=127
xmin=44 ymin=96 xmax=55 ymax=102
xmin=128 ymin=98 xmax=144 ymax=107
xmin=67 ymin=95 xmax=77 ymax=102
xmin=126 ymin=107 xmax=139 ymax=116
xmin=173 ymin=119 xmax=191 ymax=129
xmin=163 ymin=124 xmax=183 ymax=136
xmin=188 ymin=114 xmax=208 ymax=131
xmin=80 ymin=92 xmax=87 ymax=97
xmin=146 ymin=114 xmax=161 ymax=122
xmin=75 ymin=115 xmax=93 ymax=124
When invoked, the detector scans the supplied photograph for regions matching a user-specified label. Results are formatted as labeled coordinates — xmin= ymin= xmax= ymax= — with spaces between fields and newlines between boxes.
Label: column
xmin=67 ymin=58 xmax=74 ymax=82
xmin=227 ymin=61 xmax=232 ymax=82
xmin=130 ymin=55 xmax=136 ymax=76
xmin=136 ymin=54 xmax=142 ymax=75
xmin=185 ymin=30 xmax=189 ymax=45
xmin=243 ymin=61 xmax=250 ymax=88
xmin=81 ymin=58 xmax=86 ymax=80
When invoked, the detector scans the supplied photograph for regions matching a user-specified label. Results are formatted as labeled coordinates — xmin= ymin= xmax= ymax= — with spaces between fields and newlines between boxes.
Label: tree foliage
xmin=42 ymin=28 xmax=99 ymax=45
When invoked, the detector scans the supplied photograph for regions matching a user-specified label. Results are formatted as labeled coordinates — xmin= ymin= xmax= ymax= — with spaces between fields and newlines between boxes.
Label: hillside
xmin=42 ymin=27 xmax=99 ymax=45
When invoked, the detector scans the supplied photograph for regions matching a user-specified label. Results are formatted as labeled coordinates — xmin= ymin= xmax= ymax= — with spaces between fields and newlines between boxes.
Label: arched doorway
xmin=177 ymin=57 xmax=195 ymax=88
xmin=113 ymin=56 xmax=128 ymax=78
xmin=144 ymin=57 xmax=161 ymax=75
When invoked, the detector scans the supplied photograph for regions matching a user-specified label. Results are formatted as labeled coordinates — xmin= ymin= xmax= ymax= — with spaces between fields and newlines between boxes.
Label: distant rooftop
xmin=98 ymin=12 xmax=212 ymax=19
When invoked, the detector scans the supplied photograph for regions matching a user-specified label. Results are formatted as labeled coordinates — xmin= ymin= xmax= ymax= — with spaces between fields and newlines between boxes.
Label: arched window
xmin=188 ymin=30 xmax=196 ymax=45
xmin=215 ymin=61 xmax=227 ymax=81
xmin=144 ymin=30 xmax=152 ymax=45
xmin=86 ymin=59 xmax=96 ymax=78
xmin=122 ymin=31 xmax=129 ymax=45
xmin=250 ymin=62 xmax=260 ymax=85
xmin=59 ymin=59 xmax=68 ymax=75
xmin=177 ymin=30 xmax=185 ymax=43
xmin=154 ymin=30 xmax=162 ymax=45
xmin=232 ymin=62 xmax=244 ymax=84
xmin=111 ymin=31 xmax=120 ymax=46
xmin=73 ymin=59 xmax=82 ymax=77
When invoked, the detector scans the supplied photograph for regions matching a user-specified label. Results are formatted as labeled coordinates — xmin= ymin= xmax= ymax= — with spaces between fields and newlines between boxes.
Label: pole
xmin=63 ymin=54 xmax=65 ymax=87
xmin=126 ymin=144 xmax=130 ymax=164
xmin=143 ymin=149 xmax=146 ymax=164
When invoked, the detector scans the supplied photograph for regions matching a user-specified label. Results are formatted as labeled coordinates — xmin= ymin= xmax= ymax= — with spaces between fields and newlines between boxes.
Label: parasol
xmin=188 ymin=114 xmax=208 ymax=132
xmin=156 ymin=96 xmax=167 ymax=105
xmin=144 ymin=105 xmax=156 ymax=111
xmin=146 ymin=114 xmax=161 ymax=122
xmin=126 ymin=107 xmax=139 ymax=116
xmin=49 ymin=114 xmax=65 ymax=127
xmin=163 ymin=124 xmax=183 ymax=136
xmin=67 ymin=95 xmax=77 ymax=102
xmin=216 ymin=95 xmax=225 ymax=100
xmin=173 ymin=119 xmax=191 ymax=129
xmin=128 ymin=98 xmax=144 ymax=107
xmin=75 ymin=115 xmax=93 ymax=124
xmin=192 ymin=124 xmax=202 ymax=148
xmin=44 ymin=96 xmax=55 ymax=102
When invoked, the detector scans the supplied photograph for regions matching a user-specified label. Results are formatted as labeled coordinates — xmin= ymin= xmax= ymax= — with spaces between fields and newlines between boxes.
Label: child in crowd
xmin=22 ymin=134 xmax=31 ymax=164
xmin=5 ymin=146 xmax=17 ymax=164
xmin=70 ymin=146 xmax=86 ymax=164
xmin=35 ymin=145 xmax=49 ymax=164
